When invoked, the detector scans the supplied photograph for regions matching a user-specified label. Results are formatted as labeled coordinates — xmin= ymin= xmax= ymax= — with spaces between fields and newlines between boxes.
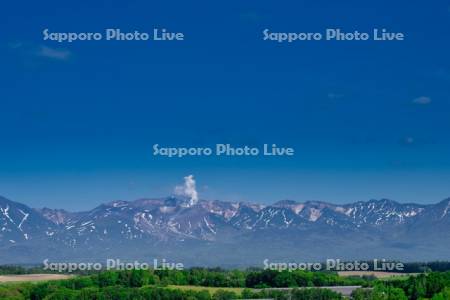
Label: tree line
xmin=351 ymin=271 xmax=450 ymax=300
xmin=2 ymin=268 xmax=450 ymax=299
xmin=3 ymin=261 xmax=450 ymax=276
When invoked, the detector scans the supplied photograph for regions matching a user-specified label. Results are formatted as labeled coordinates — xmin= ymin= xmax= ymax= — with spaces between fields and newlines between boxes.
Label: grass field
xmin=167 ymin=285 xmax=246 ymax=295
xmin=338 ymin=271 xmax=416 ymax=279
xmin=0 ymin=274 xmax=72 ymax=283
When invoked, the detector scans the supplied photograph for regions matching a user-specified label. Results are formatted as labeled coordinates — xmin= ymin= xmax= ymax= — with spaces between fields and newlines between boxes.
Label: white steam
xmin=174 ymin=175 xmax=199 ymax=206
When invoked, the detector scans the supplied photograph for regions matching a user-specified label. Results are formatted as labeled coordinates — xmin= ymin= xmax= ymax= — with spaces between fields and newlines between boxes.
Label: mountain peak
xmin=438 ymin=197 xmax=450 ymax=205
xmin=272 ymin=199 xmax=299 ymax=206
xmin=1 ymin=195 xmax=450 ymax=264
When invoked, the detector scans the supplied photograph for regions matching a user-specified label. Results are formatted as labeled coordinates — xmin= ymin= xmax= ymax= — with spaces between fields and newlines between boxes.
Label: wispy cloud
xmin=36 ymin=45 xmax=71 ymax=60
xmin=7 ymin=41 xmax=72 ymax=61
xmin=412 ymin=96 xmax=431 ymax=105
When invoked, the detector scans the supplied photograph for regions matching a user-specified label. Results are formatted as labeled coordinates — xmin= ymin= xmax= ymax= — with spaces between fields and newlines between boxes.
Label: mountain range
xmin=1 ymin=195 xmax=450 ymax=266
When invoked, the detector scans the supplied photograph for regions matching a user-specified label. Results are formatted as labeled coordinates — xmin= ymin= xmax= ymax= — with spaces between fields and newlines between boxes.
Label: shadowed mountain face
xmin=1 ymin=195 xmax=449 ymax=266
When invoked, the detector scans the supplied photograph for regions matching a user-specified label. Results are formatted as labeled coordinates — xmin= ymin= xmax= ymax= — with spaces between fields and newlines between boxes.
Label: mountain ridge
xmin=1 ymin=195 xmax=449 ymax=266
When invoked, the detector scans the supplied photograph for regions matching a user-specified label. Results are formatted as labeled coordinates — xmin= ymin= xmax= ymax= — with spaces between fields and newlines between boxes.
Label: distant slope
xmin=1 ymin=195 xmax=450 ymax=265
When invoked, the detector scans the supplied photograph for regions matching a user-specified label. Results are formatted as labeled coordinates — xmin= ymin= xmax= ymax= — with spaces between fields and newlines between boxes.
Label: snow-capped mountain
xmin=1 ymin=195 xmax=450 ymax=265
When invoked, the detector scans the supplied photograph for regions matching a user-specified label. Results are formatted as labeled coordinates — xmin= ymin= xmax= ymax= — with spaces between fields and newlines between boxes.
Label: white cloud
xmin=174 ymin=175 xmax=199 ymax=206
xmin=37 ymin=45 xmax=71 ymax=60
xmin=412 ymin=96 xmax=431 ymax=105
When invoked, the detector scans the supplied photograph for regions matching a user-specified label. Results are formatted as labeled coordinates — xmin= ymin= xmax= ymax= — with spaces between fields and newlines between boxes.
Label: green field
xmin=167 ymin=285 xmax=246 ymax=295
xmin=378 ymin=274 xmax=416 ymax=282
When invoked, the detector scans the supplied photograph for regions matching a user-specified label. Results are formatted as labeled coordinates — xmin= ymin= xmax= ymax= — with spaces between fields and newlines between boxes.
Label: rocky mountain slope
xmin=1 ymin=195 xmax=449 ymax=266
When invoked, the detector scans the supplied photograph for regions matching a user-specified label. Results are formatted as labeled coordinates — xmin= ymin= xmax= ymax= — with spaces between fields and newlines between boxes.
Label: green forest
xmin=1 ymin=268 xmax=450 ymax=300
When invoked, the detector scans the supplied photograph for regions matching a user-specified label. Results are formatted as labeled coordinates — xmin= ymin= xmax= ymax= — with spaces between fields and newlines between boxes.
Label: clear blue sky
xmin=1 ymin=0 xmax=450 ymax=210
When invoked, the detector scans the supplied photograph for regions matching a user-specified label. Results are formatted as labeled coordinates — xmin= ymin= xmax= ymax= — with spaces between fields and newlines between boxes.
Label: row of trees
xmin=0 ymin=266 xmax=368 ymax=288
xmin=3 ymin=261 xmax=450 ymax=276
xmin=391 ymin=272 xmax=450 ymax=300
xmin=57 ymin=268 xmax=369 ymax=288
xmin=244 ymin=269 xmax=370 ymax=288
xmin=26 ymin=268 xmax=368 ymax=291
xmin=152 ymin=269 xmax=370 ymax=288
xmin=0 ymin=268 xmax=349 ymax=300
xmin=1 ymin=285 xmax=344 ymax=300
xmin=154 ymin=269 xmax=247 ymax=287
xmin=351 ymin=271 xmax=450 ymax=300
xmin=3 ymin=269 xmax=450 ymax=299
xmin=352 ymin=285 xmax=408 ymax=300
xmin=0 ymin=265 xmax=55 ymax=275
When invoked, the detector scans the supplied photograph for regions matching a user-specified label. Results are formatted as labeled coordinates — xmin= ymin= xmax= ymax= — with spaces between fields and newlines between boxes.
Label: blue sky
xmin=1 ymin=0 xmax=450 ymax=210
